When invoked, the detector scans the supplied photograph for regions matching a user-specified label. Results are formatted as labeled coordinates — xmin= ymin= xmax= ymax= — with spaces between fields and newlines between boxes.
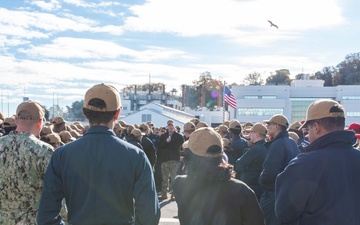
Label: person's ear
xmin=114 ymin=109 xmax=120 ymax=120
xmin=37 ymin=118 xmax=43 ymax=129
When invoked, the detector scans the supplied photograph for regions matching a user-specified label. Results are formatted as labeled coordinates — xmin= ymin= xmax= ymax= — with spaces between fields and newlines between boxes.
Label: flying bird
xmin=268 ymin=20 xmax=278 ymax=29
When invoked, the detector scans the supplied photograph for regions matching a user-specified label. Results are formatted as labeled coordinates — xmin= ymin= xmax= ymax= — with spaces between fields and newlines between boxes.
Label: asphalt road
xmin=158 ymin=196 xmax=180 ymax=225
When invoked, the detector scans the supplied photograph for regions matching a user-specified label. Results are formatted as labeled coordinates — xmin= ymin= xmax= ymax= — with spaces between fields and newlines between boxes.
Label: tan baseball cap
xmin=139 ymin=123 xmax=149 ymax=131
xmin=245 ymin=122 xmax=267 ymax=135
xmin=167 ymin=120 xmax=174 ymax=125
xmin=299 ymin=99 xmax=345 ymax=129
xmin=195 ymin=121 xmax=209 ymax=129
xmin=48 ymin=133 xmax=61 ymax=143
xmin=217 ymin=125 xmax=228 ymax=133
xmin=114 ymin=122 xmax=125 ymax=131
xmin=223 ymin=120 xmax=230 ymax=127
xmin=131 ymin=128 xmax=144 ymax=137
xmin=289 ymin=131 xmax=299 ymax=143
xmin=243 ymin=121 xmax=254 ymax=128
xmin=264 ymin=114 xmax=289 ymax=128
xmin=16 ymin=100 xmax=45 ymax=120
xmin=3 ymin=116 xmax=16 ymax=127
xmin=190 ymin=118 xmax=200 ymax=125
xmin=289 ymin=121 xmax=302 ymax=130
xmin=52 ymin=116 xmax=66 ymax=125
xmin=59 ymin=130 xmax=75 ymax=142
xmin=119 ymin=120 xmax=128 ymax=127
xmin=83 ymin=83 xmax=121 ymax=112
xmin=183 ymin=122 xmax=196 ymax=132
xmin=41 ymin=126 xmax=53 ymax=135
xmin=188 ymin=127 xmax=223 ymax=158
xmin=229 ymin=120 xmax=242 ymax=130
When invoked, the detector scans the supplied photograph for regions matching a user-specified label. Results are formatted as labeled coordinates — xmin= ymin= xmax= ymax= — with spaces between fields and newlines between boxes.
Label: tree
xmin=337 ymin=52 xmax=360 ymax=85
xmin=191 ymin=72 xmax=223 ymax=110
xmin=244 ymin=72 xmax=264 ymax=85
xmin=121 ymin=82 xmax=166 ymax=93
xmin=67 ymin=100 xmax=85 ymax=121
xmin=314 ymin=67 xmax=335 ymax=86
xmin=265 ymin=69 xmax=292 ymax=85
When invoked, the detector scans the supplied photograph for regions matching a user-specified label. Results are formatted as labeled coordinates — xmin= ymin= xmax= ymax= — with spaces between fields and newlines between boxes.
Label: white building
xmin=232 ymin=79 xmax=360 ymax=126
xmin=120 ymin=102 xmax=194 ymax=128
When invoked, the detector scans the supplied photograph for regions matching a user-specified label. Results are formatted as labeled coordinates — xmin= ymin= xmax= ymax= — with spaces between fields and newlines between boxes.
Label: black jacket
xmin=157 ymin=131 xmax=184 ymax=162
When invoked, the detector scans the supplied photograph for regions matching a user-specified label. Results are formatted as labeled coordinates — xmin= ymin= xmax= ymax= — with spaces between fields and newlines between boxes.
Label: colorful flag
xmin=224 ymin=86 xmax=236 ymax=109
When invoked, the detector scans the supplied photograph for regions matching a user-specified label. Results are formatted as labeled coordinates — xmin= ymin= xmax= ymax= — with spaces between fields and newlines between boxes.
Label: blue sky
xmin=0 ymin=0 xmax=359 ymax=117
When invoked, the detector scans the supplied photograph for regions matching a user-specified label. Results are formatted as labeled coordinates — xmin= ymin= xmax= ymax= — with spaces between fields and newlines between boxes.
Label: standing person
xmin=0 ymin=101 xmax=54 ymax=224
xmin=2 ymin=115 xmax=17 ymax=135
xmin=157 ymin=120 xmax=184 ymax=200
xmin=37 ymin=83 xmax=160 ymax=225
xmin=259 ymin=114 xmax=299 ymax=225
xmin=139 ymin=123 xmax=157 ymax=168
xmin=228 ymin=120 xmax=248 ymax=163
xmin=276 ymin=99 xmax=360 ymax=225
xmin=235 ymin=123 xmax=267 ymax=200
xmin=51 ymin=116 xmax=67 ymax=133
xmin=127 ymin=128 xmax=144 ymax=150
xmin=173 ymin=127 xmax=265 ymax=225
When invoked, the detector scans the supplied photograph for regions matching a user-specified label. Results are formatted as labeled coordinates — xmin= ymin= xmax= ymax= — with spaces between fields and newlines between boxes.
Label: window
xmin=142 ymin=114 xmax=151 ymax=122
xmin=347 ymin=112 xmax=360 ymax=117
xmin=237 ymin=108 xmax=283 ymax=116
xmin=342 ymin=96 xmax=360 ymax=100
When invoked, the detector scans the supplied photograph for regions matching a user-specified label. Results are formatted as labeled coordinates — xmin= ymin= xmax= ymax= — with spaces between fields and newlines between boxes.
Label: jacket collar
xmin=305 ymin=130 xmax=356 ymax=152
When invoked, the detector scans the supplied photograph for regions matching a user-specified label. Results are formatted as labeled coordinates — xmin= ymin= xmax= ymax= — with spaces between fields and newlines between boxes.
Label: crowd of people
xmin=1 ymin=83 xmax=360 ymax=225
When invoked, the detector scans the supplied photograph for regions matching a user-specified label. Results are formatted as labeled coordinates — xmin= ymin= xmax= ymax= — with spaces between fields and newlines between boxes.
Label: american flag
xmin=224 ymin=86 xmax=236 ymax=109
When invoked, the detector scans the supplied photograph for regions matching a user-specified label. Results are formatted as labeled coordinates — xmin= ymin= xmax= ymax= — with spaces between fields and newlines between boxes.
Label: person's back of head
xmin=186 ymin=127 xmax=234 ymax=181
xmin=82 ymin=83 xmax=122 ymax=126
xmin=15 ymin=100 xmax=45 ymax=136
xmin=228 ymin=120 xmax=242 ymax=137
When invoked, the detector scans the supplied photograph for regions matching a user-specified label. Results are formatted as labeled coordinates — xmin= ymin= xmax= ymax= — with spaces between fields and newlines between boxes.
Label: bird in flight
xmin=268 ymin=20 xmax=278 ymax=29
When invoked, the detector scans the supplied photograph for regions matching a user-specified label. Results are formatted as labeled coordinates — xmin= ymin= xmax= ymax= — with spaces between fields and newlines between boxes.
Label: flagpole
xmin=223 ymin=81 xmax=225 ymax=122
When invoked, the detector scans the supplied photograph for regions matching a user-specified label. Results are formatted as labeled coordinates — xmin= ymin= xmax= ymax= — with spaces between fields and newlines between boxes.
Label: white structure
xmin=184 ymin=106 xmax=230 ymax=127
xmin=120 ymin=102 xmax=194 ymax=128
xmin=232 ymin=80 xmax=360 ymax=126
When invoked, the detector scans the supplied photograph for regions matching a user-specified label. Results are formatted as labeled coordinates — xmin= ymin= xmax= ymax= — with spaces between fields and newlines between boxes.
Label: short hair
xmin=229 ymin=128 xmax=241 ymax=136
xmin=82 ymin=98 xmax=117 ymax=125
xmin=309 ymin=117 xmax=345 ymax=131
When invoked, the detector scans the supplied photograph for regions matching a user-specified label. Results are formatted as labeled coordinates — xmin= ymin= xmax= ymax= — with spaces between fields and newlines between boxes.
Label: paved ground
xmin=158 ymin=196 xmax=179 ymax=225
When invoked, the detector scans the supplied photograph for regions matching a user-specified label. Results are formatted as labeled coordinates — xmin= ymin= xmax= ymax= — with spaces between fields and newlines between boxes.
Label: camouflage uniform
xmin=0 ymin=130 xmax=54 ymax=225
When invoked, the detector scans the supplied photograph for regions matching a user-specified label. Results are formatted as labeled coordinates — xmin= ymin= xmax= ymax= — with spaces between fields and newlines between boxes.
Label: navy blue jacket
xmin=275 ymin=130 xmax=360 ymax=225
xmin=235 ymin=139 xmax=267 ymax=194
xmin=259 ymin=130 xmax=299 ymax=191
xmin=230 ymin=135 xmax=248 ymax=160
xmin=37 ymin=126 xmax=160 ymax=225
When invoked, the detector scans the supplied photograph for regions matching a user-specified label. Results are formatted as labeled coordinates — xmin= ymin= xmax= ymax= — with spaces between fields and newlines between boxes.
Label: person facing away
xmin=235 ymin=122 xmax=267 ymax=200
xmin=228 ymin=120 xmax=248 ymax=163
xmin=275 ymin=99 xmax=360 ymax=225
xmin=37 ymin=83 xmax=160 ymax=225
xmin=173 ymin=127 xmax=265 ymax=225
xmin=259 ymin=114 xmax=299 ymax=225
xmin=0 ymin=100 xmax=54 ymax=225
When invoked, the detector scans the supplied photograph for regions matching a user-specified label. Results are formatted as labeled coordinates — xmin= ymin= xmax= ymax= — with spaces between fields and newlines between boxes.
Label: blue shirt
xmin=37 ymin=126 xmax=160 ymax=225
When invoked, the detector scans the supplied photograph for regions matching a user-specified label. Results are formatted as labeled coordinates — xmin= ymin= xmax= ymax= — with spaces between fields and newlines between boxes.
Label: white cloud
xmin=30 ymin=0 xmax=62 ymax=11
xmin=124 ymin=0 xmax=344 ymax=41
